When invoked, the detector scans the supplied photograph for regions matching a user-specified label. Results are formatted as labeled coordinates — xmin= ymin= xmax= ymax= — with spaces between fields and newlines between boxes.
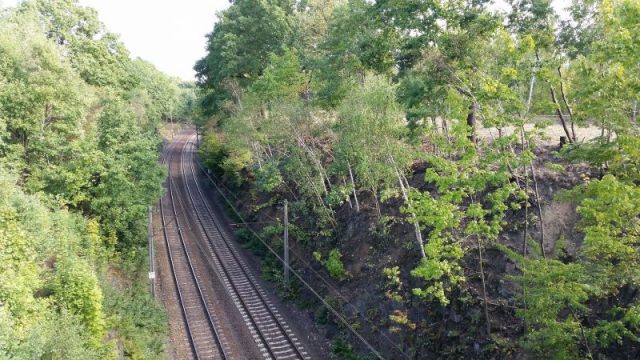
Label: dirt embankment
xmin=220 ymin=141 xmax=593 ymax=359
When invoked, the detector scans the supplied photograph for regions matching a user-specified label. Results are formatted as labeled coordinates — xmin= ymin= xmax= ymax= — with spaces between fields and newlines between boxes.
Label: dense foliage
xmin=0 ymin=0 xmax=182 ymax=357
xmin=196 ymin=0 xmax=639 ymax=358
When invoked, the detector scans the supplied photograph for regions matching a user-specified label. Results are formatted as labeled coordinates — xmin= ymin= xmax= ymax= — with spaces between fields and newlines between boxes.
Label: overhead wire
xmin=189 ymin=139 xmax=412 ymax=360
xmin=193 ymin=146 xmax=411 ymax=359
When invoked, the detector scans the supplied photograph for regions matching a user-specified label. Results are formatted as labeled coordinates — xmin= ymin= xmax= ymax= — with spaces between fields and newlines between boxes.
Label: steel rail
xmin=179 ymin=135 xmax=309 ymax=360
xmin=160 ymin=139 xmax=229 ymax=360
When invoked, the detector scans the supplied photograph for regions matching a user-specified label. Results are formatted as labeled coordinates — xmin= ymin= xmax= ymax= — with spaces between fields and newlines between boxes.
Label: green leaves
xmin=90 ymin=100 xmax=164 ymax=250
xmin=53 ymin=257 xmax=106 ymax=344
xmin=255 ymin=161 xmax=284 ymax=193
xmin=410 ymin=235 xmax=465 ymax=306
xmin=0 ymin=168 xmax=106 ymax=355
xmin=334 ymin=74 xmax=413 ymax=193
xmin=196 ymin=0 xmax=293 ymax=114
xmin=192 ymin=0 xmax=640 ymax=356
xmin=251 ymin=49 xmax=306 ymax=104
xmin=503 ymin=171 xmax=640 ymax=357
xmin=324 ymin=249 xmax=348 ymax=281
xmin=573 ymin=175 xmax=640 ymax=289
xmin=1 ymin=2 xmax=174 ymax=356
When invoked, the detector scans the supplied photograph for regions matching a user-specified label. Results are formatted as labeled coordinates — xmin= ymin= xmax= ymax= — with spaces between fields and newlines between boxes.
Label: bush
xmin=325 ymin=249 xmax=347 ymax=280
xmin=198 ymin=131 xmax=252 ymax=188
xmin=221 ymin=149 xmax=252 ymax=187
xmin=53 ymin=257 xmax=106 ymax=346
xmin=325 ymin=184 xmax=352 ymax=207
xmin=198 ymin=132 xmax=228 ymax=176
xmin=255 ymin=162 xmax=283 ymax=193
xmin=103 ymin=283 xmax=167 ymax=359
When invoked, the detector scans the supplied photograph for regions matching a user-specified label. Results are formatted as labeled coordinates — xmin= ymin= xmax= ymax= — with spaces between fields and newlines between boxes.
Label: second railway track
xmin=160 ymin=141 xmax=230 ymax=360
xmin=177 ymin=135 xmax=311 ymax=360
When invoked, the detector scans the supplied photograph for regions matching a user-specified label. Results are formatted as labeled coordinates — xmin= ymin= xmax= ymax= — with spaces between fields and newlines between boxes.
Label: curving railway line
xmin=160 ymin=142 xmax=230 ymax=360
xmin=158 ymin=132 xmax=312 ymax=360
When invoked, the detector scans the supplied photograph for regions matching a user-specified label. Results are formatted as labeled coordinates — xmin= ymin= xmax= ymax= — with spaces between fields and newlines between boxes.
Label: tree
xmin=89 ymin=100 xmax=164 ymax=251
xmin=195 ymin=0 xmax=294 ymax=115
xmin=0 ymin=11 xmax=86 ymax=190
xmin=334 ymin=75 xmax=412 ymax=206
xmin=20 ymin=0 xmax=133 ymax=88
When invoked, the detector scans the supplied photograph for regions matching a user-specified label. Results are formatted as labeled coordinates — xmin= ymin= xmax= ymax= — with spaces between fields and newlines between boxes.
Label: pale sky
xmin=1 ymin=0 xmax=231 ymax=80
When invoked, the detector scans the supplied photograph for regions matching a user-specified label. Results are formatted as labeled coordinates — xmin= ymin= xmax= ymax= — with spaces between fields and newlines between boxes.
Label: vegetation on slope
xmin=195 ymin=0 xmax=639 ymax=358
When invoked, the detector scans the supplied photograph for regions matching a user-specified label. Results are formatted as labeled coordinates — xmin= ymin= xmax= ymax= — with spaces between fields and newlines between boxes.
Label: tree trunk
xmin=170 ymin=114 xmax=174 ymax=139
xmin=348 ymin=161 xmax=360 ymax=212
xmin=319 ymin=173 xmax=328 ymax=196
xmin=549 ymin=86 xmax=574 ymax=143
xmin=526 ymin=74 xmax=536 ymax=114
xmin=520 ymin=126 xmax=529 ymax=336
xmin=442 ymin=118 xmax=449 ymax=139
xmin=569 ymin=307 xmax=595 ymax=360
xmin=372 ymin=190 xmax=382 ymax=218
xmin=520 ymin=126 xmax=529 ymax=258
xmin=529 ymin=162 xmax=546 ymax=258
xmin=394 ymin=164 xmax=425 ymax=259
xmin=227 ymin=79 xmax=244 ymax=111
xmin=300 ymin=140 xmax=330 ymax=196
xmin=253 ymin=143 xmax=263 ymax=169
xmin=267 ymin=143 xmax=274 ymax=158
xmin=304 ymin=168 xmax=335 ymax=226
xmin=476 ymin=236 xmax=491 ymax=336
xmin=557 ymin=67 xmax=577 ymax=141
xmin=466 ymin=103 xmax=477 ymax=144
xmin=342 ymin=177 xmax=353 ymax=209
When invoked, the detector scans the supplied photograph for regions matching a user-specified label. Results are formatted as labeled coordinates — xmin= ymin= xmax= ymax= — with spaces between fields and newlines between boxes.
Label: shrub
xmin=53 ymin=258 xmax=106 ymax=346
xmin=325 ymin=249 xmax=347 ymax=280
xmin=198 ymin=132 xmax=228 ymax=176
xmin=221 ymin=149 xmax=252 ymax=187
xmin=255 ymin=162 xmax=283 ymax=193
xmin=103 ymin=283 xmax=167 ymax=359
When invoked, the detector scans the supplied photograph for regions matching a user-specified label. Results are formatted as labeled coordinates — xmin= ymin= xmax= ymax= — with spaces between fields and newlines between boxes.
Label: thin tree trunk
xmin=324 ymin=169 xmax=333 ymax=192
xmin=372 ymin=190 xmax=382 ymax=218
xmin=466 ymin=103 xmax=477 ymax=144
xmin=569 ymin=307 xmax=594 ymax=360
xmin=170 ymin=114 xmax=174 ymax=139
xmin=549 ymin=87 xmax=574 ymax=143
xmin=525 ymin=73 xmax=536 ymax=117
xmin=342 ymin=176 xmax=353 ymax=209
xmin=521 ymin=127 xmax=529 ymax=257
xmin=227 ymin=79 xmax=244 ymax=111
xmin=442 ymin=118 xmax=449 ymax=139
xmin=309 ymin=172 xmax=335 ymax=225
xmin=529 ymin=162 xmax=546 ymax=258
xmin=476 ymin=235 xmax=491 ymax=335
xmin=521 ymin=126 xmax=529 ymax=336
xmin=253 ymin=143 xmax=263 ymax=169
xmin=319 ymin=173 xmax=328 ymax=196
xmin=393 ymin=163 xmax=425 ymax=259
xmin=300 ymin=140 xmax=330 ymax=196
xmin=557 ymin=67 xmax=577 ymax=142
xmin=348 ymin=161 xmax=360 ymax=212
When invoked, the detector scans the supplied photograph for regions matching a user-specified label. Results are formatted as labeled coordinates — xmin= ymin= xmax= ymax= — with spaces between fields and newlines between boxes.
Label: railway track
xmin=160 ymin=142 xmax=230 ymax=360
xmin=177 ymin=135 xmax=311 ymax=360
